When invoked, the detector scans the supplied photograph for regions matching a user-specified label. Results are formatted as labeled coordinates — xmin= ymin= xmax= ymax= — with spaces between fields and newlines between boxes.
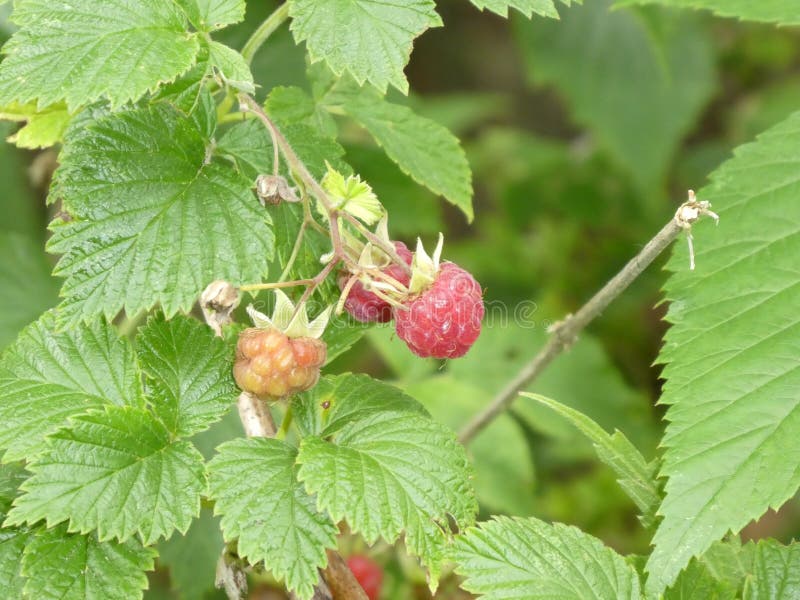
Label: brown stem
xmin=323 ymin=550 xmax=369 ymax=600
xmin=458 ymin=217 xmax=685 ymax=445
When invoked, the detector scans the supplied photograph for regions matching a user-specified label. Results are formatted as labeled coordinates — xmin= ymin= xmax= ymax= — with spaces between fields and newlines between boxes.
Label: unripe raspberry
xmin=395 ymin=262 xmax=483 ymax=359
xmin=233 ymin=327 xmax=326 ymax=399
xmin=346 ymin=555 xmax=383 ymax=600
xmin=339 ymin=241 xmax=412 ymax=323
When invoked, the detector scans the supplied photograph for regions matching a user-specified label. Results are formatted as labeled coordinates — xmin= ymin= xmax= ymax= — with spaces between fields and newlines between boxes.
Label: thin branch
xmin=240 ymin=3 xmax=290 ymax=66
xmin=458 ymin=214 xmax=690 ymax=445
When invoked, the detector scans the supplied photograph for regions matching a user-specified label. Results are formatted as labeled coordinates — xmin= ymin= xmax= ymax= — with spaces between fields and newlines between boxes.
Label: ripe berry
xmin=233 ymin=327 xmax=326 ymax=399
xmin=346 ymin=555 xmax=383 ymax=600
xmin=395 ymin=262 xmax=483 ymax=359
xmin=339 ymin=241 xmax=413 ymax=323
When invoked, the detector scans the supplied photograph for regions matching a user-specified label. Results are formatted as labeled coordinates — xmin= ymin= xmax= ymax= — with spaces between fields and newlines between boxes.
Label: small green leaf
xmin=0 ymin=0 xmax=200 ymax=110
xmin=470 ymin=0 xmax=574 ymax=19
xmin=136 ymin=314 xmax=237 ymax=437
xmin=0 ymin=313 xmax=141 ymax=462
xmin=289 ymin=0 xmax=442 ymax=94
xmin=177 ymin=0 xmax=246 ymax=31
xmin=297 ymin=410 xmax=477 ymax=586
xmin=208 ymin=438 xmax=338 ymax=600
xmin=48 ymin=103 xmax=274 ymax=324
xmin=744 ymin=540 xmax=800 ymax=600
xmin=452 ymin=516 xmax=642 ymax=599
xmin=293 ymin=373 xmax=428 ymax=438
xmin=0 ymin=102 xmax=70 ymax=149
xmin=521 ymin=392 xmax=660 ymax=528
xmin=207 ymin=41 xmax=255 ymax=94
xmin=614 ymin=0 xmax=800 ymax=25
xmin=21 ymin=523 xmax=156 ymax=600
xmin=6 ymin=405 xmax=207 ymax=545
xmin=665 ymin=559 xmax=737 ymax=600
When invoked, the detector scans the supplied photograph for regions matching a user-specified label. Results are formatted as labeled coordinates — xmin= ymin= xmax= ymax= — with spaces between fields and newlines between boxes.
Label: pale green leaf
xmin=452 ymin=516 xmax=642 ymax=599
xmin=0 ymin=0 xmax=200 ymax=110
xmin=0 ymin=102 xmax=70 ymax=148
xmin=614 ymin=0 xmax=800 ymax=25
xmin=744 ymin=540 xmax=800 ymax=600
xmin=0 ymin=232 xmax=59 ymax=350
xmin=22 ymin=523 xmax=156 ymax=600
xmin=207 ymin=41 xmax=255 ymax=94
xmin=321 ymin=76 xmax=474 ymax=220
xmin=136 ymin=314 xmax=237 ymax=437
xmin=0 ymin=313 xmax=141 ymax=462
xmin=515 ymin=0 xmax=714 ymax=189
xmin=6 ymin=405 xmax=207 ymax=545
xmin=297 ymin=410 xmax=477 ymax=585
xmin=293 ymin=373 xmax=428 ymax=438
xmin=521 ymin=392 xmax=660 ymax=528
xmin=470 ymin=0 xmax=576 ymax=19
xmin=48 ymin=103 xmax=274 ymax=325
xmin=178 ymin=0 xmax=245 ymax=30
xmin=208 ymin=438 xmax=338 ymax=600
xmin=646 ymin=111 xmax=800 ymax=594
xmin=289 ymin=0 xmax=442 ymax=94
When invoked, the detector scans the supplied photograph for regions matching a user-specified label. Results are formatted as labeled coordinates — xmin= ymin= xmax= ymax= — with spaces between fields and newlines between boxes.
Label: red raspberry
xmin=346 ymin=555 xmax=383 ymax=600
xmin=233 ymin=328 xmax=326 ymax=399
xmin=394 ymin=262 xmax=483 ymax=359
xmin=339 ymin=241 xmax=412 ymax=323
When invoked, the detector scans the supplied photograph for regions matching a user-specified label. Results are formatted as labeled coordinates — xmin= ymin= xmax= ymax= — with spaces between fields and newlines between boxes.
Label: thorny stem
xmin=240 ymin=3 xmax=290 ymax=66
xmin=458 ymin=208 xmax=706 ymax=445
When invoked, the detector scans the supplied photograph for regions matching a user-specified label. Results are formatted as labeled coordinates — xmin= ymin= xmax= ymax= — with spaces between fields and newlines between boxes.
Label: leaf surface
xmin=615 ymin=0 xmax=800 ymax=25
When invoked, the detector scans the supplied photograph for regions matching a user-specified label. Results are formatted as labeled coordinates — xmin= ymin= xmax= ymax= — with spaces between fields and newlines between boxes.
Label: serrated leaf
xmin=0 ymin=526 xmax=28 ymax=597
xmin=321 ymin=76 xmax=473 ymax=220
xmin=0 ymin=462 xmax=26 ymax=515
xmin=48 ymin=103 xmax=274 ymax=325
xmin=136 ymin=314 xmax=237 ymax=437
xmin=452 ymin=516 xmax=641 ymax=599
xmin=0 ymin=102 xmax=70 ymax=148
xmin=614 ymin=0 xmax=800 ymax=25
xmin=646 ymin=111 xmax=800 ymax=594
xmin=208 ymin=438 xmax=338 ymax=600
xmin=265 ymin=86 xmax=338 ymax=138
xmin=521 ymin=392 xmax=660 ymax=528
xmin=177 ymin=0 xmax=245 ymax=30
xmin=744 ymin=540 xmax=800 ymax=600
xmin=207 ymin=41 xmax=255 ymax=94
xmin=665 ymin=559 xmax=737 ymax=600
xmin=6 ymin=405 xmax=206 ymax=545
xmin=0 ymin=0 xmax=200 ymax=110
xmin=470 ymin=0 xmax=574 ymax=19
xmin=22 ymin=523 xmax=156 ymax=600
xmin=293 ymin=373 xmax=428 ymax=438
xmin=297 ymin=410 xmax=476 ymax=585
xmin=515 ymin=0 xmax=714 ymax=189
xmin=0 ymin=313 xmax=141 ymax=462
xmin=289 ymin=0 xmax=442 ymax=94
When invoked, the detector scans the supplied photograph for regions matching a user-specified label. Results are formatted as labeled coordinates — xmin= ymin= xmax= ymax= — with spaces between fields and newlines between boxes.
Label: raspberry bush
xmin=0 ymin=0 xmax=799 ymax=599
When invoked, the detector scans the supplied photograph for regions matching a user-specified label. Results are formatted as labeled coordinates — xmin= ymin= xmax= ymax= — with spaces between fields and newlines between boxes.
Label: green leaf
xmin=0 ymin=462 xmax=26 ymax=516
xmin=265 ymin=86 xmax=337 ymax=138
xmin=208 ymin=438 xmax=338 ymax=600
xmin=0 ymin=102 xmax=70 ymax=148
xmin=521 ymin=392 xmax=660 ymax=528
xmin=289 ymin=0 xmax=442 ymax=94
xmin=515 ymin=0 xmax=714 ymax=189
xmin=207 ymin=41 xmax=255 ymax=94
xmin=293 ymin=373 xmax=428 ymax=438
xmin=136 ymin=314 xmax=237 ymax=437
xmin=614 ymin=0 xmax=800 ymax=25
xmin=177 ymin=0 xmax=245 ymax=31
xmin=158 ymin=509 xmax=223 ymax=600
xmin=0 ymin=232 xmax=59 ymax=350
xmin=452 ymin=516 xmax=642 ymax=599
xmin=744 ymin=540 xmax=800 ymax=600
xmin=0 ymin=313 xmax=141 ymax=462
xmin=470 ymin=0 xmax=574 ymax=19
xmin=22 ymin=523 xmax=156 ymax=600
xmin=6 ymin=405 xmax=206 ymax=545
xmin=0 ymin=0 xmax=200 ymax=110
xmin=646 ymin=111 xmax=800 ymax=594
xmin=665 ymin=559 xmax=737 ymax=600
xmin=296 ymin=409 xmax=477 ymax=585
xmin=48 ymin=103 xmax=274 ymax=325
xmin=320 ymin=75 xmax=474 ymax=220
xmin=0 ymin=526 xmax=28 ymax=597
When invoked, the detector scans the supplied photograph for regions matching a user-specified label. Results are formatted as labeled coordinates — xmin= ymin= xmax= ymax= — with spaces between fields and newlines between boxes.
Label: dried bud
xmin=201 ymin=280 xmax=240 ymax=336
xmin=255 ymin=174 xmax=300 ymax=206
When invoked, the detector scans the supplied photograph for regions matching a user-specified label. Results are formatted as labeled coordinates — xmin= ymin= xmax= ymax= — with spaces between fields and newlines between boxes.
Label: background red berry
xmin=395 ymin=262 xmax=483 ymax=358
xmin=233 ymin=328 xmax=326 ymax=399
xmin=346 ymin=555 xmax=383 ymax=600
xmin=339 ymin=241 xmax=413 ymax=323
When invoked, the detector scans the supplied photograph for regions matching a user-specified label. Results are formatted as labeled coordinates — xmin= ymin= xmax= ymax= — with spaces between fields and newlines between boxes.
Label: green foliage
xmin=48 ymin=102 xmax=274 ymax=324
xmin=208 ymin=438 xmax=338 ymax=600
xmin=470 ymin=0 xmax=577 ymax=18
xmin=452 ymin=516 xmax=642 ymax=599
xmin=178 ymin=0 xmax=246 ymax=31
xmin=648 ymin=110 xmax=800 ymax=593
xmin=744 ymin=540 xmax=800 ymax=599
xmin=288 ymin=0 xmax=442 ymax=93
xmin=0 ymin=102 xmax=70 ymax=149
xmin=615 ymin=0 xmax=800 ymax=25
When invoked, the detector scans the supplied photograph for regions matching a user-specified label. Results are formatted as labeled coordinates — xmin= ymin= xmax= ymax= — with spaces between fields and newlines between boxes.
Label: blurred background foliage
xmin=2 ymin=0 xmax=800 ymax=597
